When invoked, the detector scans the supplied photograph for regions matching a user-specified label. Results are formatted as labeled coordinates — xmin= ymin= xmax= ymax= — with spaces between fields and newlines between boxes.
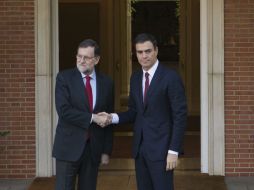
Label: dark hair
xmin=78 ymin=39 xmax=100 ymax=56
xmin=134 ymin=33 xmax=158 ymax=49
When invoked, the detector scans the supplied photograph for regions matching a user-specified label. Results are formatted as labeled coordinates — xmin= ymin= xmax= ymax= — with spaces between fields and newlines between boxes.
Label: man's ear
xmin=94 ymin=56 xmax=100 ymax=65
xmin=155 ymin=47 xmax=158 ymax=55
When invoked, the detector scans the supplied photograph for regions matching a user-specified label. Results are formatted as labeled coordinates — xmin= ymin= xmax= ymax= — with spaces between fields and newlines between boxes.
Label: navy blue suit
xmin=118 ymin=63 xmax=187 ymax=190
xmin=52 ymin=68 xmax=114 ymax=190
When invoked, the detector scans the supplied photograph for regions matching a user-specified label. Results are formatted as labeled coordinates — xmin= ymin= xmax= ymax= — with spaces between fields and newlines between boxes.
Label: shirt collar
xmin=81 ymin=70 xmax=96 ymax=80
xmin=142 ymin=59 xmax=159 ymax=78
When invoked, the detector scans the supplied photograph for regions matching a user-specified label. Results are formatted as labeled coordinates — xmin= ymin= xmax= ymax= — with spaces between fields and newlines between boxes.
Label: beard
xmin=77 ymin=63 xmax=93 ymax=75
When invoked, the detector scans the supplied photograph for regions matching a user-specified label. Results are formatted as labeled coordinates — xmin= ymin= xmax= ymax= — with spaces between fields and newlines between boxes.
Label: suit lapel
xmin=136 ymin=70 xmax=144 ymax=109
xmin=93 ymin=71 xmax=102 ymax=112
xmin=145 ymin=63 xmax=163 ymax=103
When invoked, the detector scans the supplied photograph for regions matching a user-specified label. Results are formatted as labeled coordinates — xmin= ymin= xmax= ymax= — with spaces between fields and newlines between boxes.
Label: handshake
xmin=92 ymin=112 xmax=112 ymax=127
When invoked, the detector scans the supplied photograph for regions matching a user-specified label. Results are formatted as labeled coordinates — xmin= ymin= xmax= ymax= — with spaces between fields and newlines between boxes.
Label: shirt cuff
xmin=111 ymin=113 xmax=119 ymax=124
xmin=168 ymin=150 xmax=178 ymax=155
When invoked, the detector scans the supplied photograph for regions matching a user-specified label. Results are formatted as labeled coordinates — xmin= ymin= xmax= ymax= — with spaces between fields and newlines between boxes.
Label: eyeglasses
xmin=76 ymin=54 xmax=96 ymax=62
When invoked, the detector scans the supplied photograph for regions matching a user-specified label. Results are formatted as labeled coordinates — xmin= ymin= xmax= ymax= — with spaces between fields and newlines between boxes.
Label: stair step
xmin=99 ymin=158 xmax=200 ymax=171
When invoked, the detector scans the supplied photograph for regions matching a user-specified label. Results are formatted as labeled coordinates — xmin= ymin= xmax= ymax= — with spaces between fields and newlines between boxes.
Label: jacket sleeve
xmin=118 ymin=74 xmax=137 ymax=124
xmin=168 ymin=71 xmax=187 ymax=152
xmin=103 ymin=80 xmax=114 ymax=154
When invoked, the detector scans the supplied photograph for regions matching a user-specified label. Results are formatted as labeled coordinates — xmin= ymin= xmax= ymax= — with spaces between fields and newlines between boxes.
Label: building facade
xmin=0 ymin=0 xmax=253 ymax=179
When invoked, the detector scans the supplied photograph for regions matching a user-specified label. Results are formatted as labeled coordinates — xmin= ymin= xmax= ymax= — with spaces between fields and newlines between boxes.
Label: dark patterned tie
xmin=85 ymin=76 xmax=93 ymax=112
xmin=144 ymin=72 xmax=149 ymax=103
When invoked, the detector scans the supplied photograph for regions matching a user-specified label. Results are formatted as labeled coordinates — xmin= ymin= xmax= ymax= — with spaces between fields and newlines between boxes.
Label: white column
xmin=51 ymin=0 xmax=59 ymax=176
xmin=200 ymin=0 xmax=209 ymax=174
xmin=211 ymin=0 xmax=225 ymax=175
xmin=200 ymin=0 xmax=225 ymax=175
xmin=35 ymin=0 xmax=53 ymax=177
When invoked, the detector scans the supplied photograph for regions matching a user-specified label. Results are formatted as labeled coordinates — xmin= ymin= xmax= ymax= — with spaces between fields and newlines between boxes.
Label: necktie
xmin=85 ymin=76 xmax=93 ymax=112
xmin=144 ymin=72 xmax=149 ymax=103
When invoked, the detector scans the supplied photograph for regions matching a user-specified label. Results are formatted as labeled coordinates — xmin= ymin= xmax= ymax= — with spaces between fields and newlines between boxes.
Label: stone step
xmin=99 ymin=158 xmax=200 ymax=171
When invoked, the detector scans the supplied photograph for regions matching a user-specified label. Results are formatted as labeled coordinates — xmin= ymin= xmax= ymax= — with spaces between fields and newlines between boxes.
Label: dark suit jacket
xmin=52 ymin=68 xmax=114 ymax=163
xmin=118 ymin=63 xmax=187 ymax=161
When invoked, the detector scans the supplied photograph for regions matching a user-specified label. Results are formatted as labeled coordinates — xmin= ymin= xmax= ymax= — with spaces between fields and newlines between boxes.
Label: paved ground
xmin=0 ymin=177 xmax=254 ymax=190
xmin=1 ymin=177 xmax=254 ymax=190
xmin=225 ymin=177 xmax=254 ymax=190
xmin=0 ymin=179 xmax=33 ymax=190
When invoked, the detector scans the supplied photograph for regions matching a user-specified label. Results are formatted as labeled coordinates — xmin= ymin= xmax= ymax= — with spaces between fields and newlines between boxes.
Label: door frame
xmin=35 ymin=0 xmax=225 ymax=176
xmin=200 ymin=0 xmax=224 ymax=175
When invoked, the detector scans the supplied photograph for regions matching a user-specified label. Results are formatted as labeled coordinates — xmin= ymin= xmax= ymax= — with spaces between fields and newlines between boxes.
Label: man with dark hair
xmin=52 ymin=39 xmax=114 ymax=190
xmin=100 ymin=33 xmax=187 ymax=190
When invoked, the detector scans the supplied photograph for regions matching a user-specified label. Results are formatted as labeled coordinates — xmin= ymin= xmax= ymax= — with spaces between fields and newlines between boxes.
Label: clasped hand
xmin=92 ymin=112 xmax=112 ymax=127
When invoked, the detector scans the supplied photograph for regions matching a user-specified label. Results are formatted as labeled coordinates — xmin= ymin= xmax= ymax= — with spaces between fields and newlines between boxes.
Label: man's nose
xmin=141 ymin=52 xmax=147 ymax=58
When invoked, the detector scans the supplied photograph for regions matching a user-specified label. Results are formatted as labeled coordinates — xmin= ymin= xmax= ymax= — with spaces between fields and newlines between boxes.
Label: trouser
xmin=55 ymin=143 xmax=99 ymax=190
xmin=135 ymin=143 xmax=174 ymax=190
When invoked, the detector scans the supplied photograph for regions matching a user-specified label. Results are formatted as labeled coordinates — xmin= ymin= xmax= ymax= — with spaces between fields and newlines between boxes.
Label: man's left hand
xmin=100 ymin=154 xmax=110 ymax=165
xmin=166 ymin=153 xmax=178 ymax=171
